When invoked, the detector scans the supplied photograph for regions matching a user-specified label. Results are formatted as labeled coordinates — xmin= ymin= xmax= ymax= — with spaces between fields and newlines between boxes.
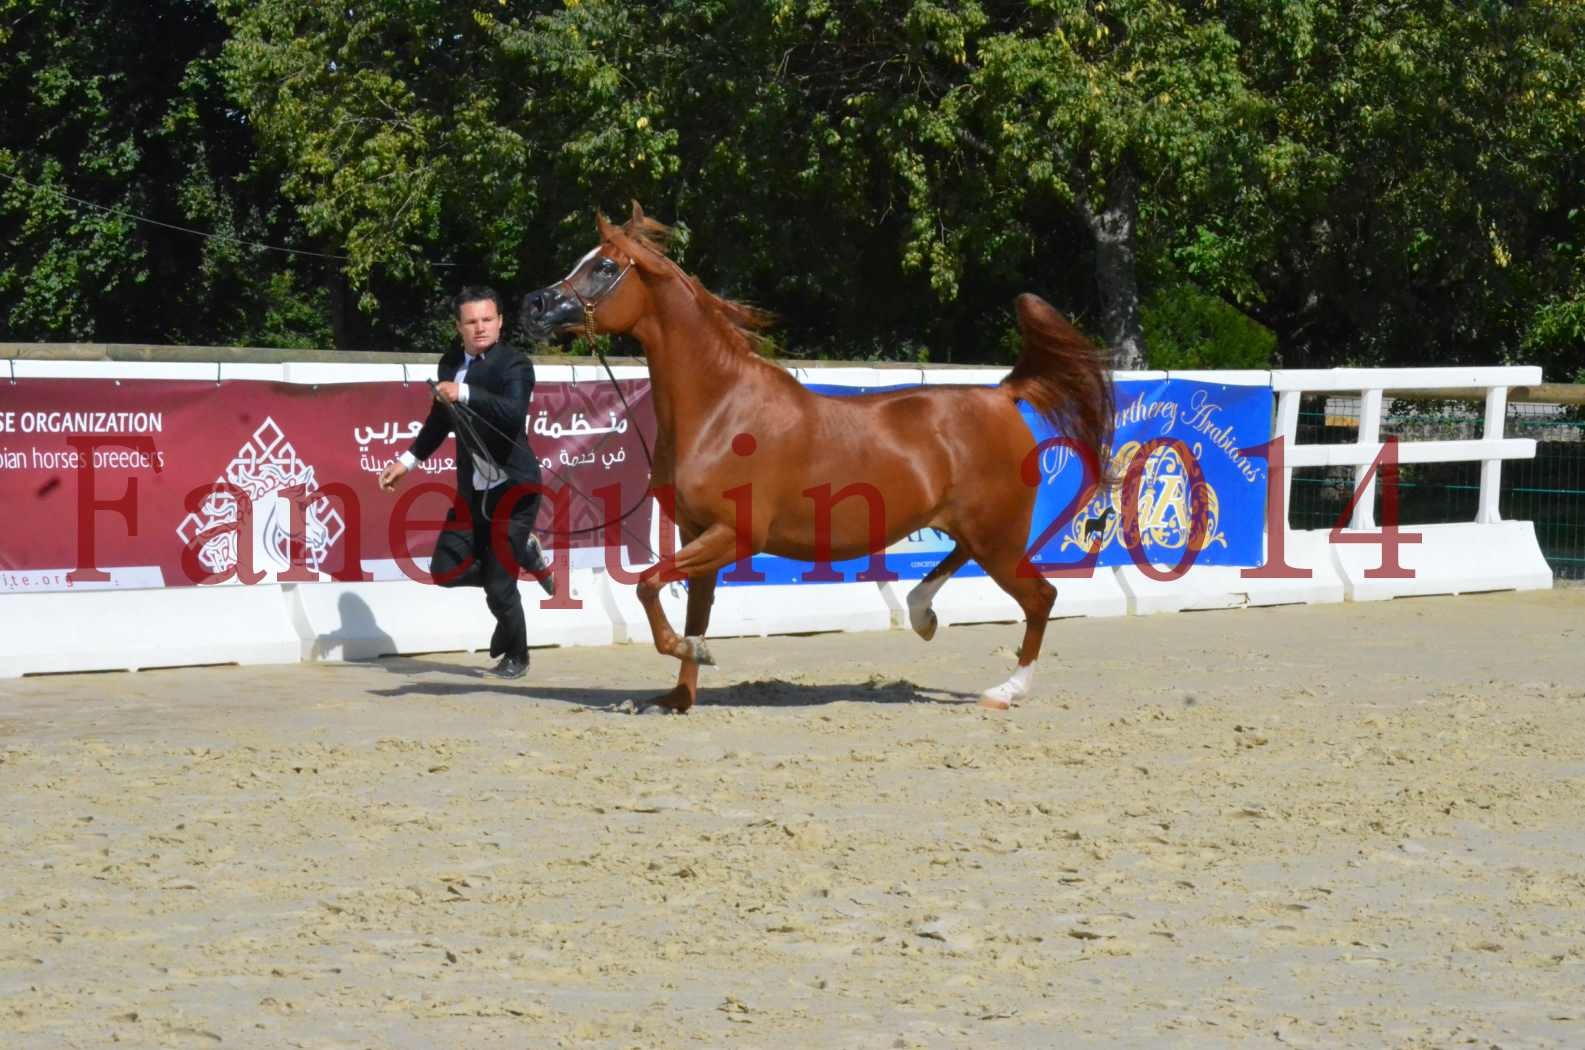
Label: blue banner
xmin=719 ymin=378 xmax=1273 ymax=585
xmin=1023 ymin=378 xmax=1272 ymax=572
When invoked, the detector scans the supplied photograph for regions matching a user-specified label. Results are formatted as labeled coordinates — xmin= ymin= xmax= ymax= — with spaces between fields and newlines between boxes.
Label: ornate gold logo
xmin=1061 ymin=440 xmax=1227 ymax=556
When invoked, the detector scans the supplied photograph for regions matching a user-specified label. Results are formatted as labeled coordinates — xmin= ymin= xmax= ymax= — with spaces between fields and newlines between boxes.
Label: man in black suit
xmin=379 ymin=286 xmax=550 ymax=679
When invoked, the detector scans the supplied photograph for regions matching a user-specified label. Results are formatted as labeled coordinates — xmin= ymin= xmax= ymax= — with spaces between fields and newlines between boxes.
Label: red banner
xmin=0 ymin=378 xmax=655 ymax=592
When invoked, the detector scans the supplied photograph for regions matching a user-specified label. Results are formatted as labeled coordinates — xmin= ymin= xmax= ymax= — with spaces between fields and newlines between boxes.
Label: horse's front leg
xmin=636 ymin=522 xmax=739 ymax=710
xmin=645 ymin=568 xmax=719 ymax=714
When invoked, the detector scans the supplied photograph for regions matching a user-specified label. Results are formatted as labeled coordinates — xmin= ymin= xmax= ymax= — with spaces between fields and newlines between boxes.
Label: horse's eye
xmin=596 ymin=258 xmax=618 ymax=275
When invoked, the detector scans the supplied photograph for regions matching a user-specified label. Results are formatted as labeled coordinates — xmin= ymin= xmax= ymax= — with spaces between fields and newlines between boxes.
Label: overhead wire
xmin=0 ymin=169 xmax=455 ymax=267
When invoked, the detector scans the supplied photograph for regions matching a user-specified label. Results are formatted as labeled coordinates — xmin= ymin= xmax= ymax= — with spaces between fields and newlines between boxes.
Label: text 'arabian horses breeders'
xmin=520 ymin=204 xmax=1115 ymax=713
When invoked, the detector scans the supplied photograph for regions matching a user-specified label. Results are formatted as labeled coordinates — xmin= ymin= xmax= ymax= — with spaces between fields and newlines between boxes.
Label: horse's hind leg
xmin=907 ymin=544 xmax=970 ymax=641
xmin=969 ymin=541 xmax=1056 ymax=710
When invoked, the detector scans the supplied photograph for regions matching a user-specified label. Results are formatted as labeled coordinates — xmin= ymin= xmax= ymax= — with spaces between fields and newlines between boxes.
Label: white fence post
xmin=1275 ymin=388 xmax=1302 ymax=513
xmin=1351 ymin=388 xmax=1384 ymax=530
xmin=1477 ymin=385 xmax=1509 ymax=524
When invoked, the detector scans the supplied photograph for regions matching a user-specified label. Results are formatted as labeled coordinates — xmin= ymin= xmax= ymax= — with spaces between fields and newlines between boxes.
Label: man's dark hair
xmin=453 ymin=285 xmax=502 ymax=318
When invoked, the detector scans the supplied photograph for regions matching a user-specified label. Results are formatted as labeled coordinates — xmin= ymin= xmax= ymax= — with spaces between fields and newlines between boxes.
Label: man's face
xmin=456 ymin=298 xmax=503 ymax=355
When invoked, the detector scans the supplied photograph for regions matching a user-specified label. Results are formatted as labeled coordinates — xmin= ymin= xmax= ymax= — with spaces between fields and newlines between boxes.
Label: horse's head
xmin=519 ymin=202 xmax=672 ymax=342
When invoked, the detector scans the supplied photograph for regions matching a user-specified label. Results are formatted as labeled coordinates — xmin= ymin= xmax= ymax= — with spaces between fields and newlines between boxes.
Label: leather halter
xmin=556 ymin=256 xmax=633 ymax=344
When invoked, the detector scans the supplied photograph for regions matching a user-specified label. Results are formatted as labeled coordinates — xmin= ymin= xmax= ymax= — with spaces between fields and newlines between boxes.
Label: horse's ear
xmin=596 ymin=211 xmax=617 ymax=241
xmin=606 ymin=223 xmax=669 ymax=278
xmin=629 ymin=200 xmax=646 ymax=228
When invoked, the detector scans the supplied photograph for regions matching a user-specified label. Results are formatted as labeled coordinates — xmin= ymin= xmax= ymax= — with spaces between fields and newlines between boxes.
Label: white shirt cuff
xmin=457 ymin=383 xmax=470 ymax=404
xmin=398 ymin=451 xmax=418 ymax=469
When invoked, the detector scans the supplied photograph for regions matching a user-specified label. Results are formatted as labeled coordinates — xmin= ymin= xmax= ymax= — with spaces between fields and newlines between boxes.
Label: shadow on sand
xmin=362 ymin=656 xmax=979 ymax=710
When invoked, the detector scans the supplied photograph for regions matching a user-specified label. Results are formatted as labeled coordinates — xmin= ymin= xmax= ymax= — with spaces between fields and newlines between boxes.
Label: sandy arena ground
xmin=2 ymin=588 xmax=1584 ymax=1049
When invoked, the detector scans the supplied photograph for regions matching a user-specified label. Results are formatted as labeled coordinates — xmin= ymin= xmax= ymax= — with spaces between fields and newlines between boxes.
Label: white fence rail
xmin=0 ymin=360 xmax=1552 ymax=678
xmin=1269 ymin=366 xmax=1551 ymax=600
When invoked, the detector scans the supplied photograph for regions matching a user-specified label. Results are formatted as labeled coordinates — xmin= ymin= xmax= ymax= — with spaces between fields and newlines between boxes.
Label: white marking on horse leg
xmin=682 ymin=635 xmax=715 ymax=666
xmin=980 ymin=662 xmax=1035 ymax=711
xmin=907 ymin=576 xmax=945 ymax=641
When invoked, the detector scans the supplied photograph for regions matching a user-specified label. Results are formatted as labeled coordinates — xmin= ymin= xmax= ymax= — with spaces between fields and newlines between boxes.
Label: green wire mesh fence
xmin=1288 ymin=395 xmax=1585 ymax=581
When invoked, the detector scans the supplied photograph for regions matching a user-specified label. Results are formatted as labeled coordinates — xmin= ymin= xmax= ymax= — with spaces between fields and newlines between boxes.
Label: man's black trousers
xmin=429 ymin=483 xmax=542 ymax=663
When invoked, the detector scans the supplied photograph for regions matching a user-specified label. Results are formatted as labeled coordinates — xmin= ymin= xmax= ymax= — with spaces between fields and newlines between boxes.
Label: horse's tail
xmin=1000 ymin=293 xmax=1116 ymax=483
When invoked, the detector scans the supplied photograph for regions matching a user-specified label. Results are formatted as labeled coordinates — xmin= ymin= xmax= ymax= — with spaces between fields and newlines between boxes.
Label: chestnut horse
xmin=520 ymin=204 xmax=1113 ymax=712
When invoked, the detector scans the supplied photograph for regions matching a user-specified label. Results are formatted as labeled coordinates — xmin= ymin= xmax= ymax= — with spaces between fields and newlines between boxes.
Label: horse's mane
xmin=622 ymin=216 xmax=776 ymax=353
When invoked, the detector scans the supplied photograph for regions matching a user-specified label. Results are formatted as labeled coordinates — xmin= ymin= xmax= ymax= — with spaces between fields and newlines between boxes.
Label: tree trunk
xmin=327 ymin=269 xmax=352 ymax=351
xmin=1081 ymin=167 xmax=1146 ymax=370
xmin=325 ymin=269 xmax=372 ymax=352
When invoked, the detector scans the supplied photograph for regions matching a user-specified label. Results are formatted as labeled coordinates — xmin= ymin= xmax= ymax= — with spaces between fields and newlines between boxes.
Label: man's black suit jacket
xmin=408 ymin=341 xmax=541 ymax=505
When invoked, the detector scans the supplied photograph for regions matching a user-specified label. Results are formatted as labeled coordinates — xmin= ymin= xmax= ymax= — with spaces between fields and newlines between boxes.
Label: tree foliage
xmin=1 ymin=1 xmax=1581 ymax=378
xmin=0 ymin=0 xmax=329 ymax=346
xmin=1225 ymin=0 xmax=1585 ymax=370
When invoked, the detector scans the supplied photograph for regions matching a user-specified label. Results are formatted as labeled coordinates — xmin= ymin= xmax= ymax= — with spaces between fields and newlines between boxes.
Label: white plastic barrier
xmin=597 ymin=573 xmax=896 ymax=643
xmin=916 ymin=366 xmax=1007 ymax=387
xmin=1329 ymin=521 xmax=1553 ymax=600
xmin=287 ymin=570 xmax=615 ymax=661
xmin=797 ymin=365 xmax=930 ymax=389
xmin=878 ymin=572 xmax=1130 ymax=627
xmin=11 ymin=359 xmax=221 ymax=382
xmin=3 ymin=360 xmax=308 ymax=676
xmin=0 ymin=356 xmax=1556 ymax=678
xmin=0 ymin=585 xmax=300 ymax=677
xmin=1115 ymin=560 xmax=1351 ymax=613
xmin=218 ymin=362 xmax=286 ymax=382
xmin=280 ymin=361 xmax=408 ymax=385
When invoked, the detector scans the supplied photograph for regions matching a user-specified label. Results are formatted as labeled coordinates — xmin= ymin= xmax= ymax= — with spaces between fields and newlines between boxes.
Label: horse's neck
xmin=635 ymin=287 xmax=774 ymax=443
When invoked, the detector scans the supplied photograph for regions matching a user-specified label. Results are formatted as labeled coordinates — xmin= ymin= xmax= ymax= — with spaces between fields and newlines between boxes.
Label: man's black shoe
xmin=520 ymin=533 xmax=556 ymax=597
xmin=483 ymin=655 xmax=528 ymax=680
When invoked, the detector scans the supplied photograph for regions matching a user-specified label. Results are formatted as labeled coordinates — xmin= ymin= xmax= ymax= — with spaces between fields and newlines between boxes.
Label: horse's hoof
xmin=648 ymin=685 xmax=694 ymax=714
xmin=613 ymin=692 xmax=692 ymax=715
xmin=979 ymin=665 xmax=1033 ymax=711
xmin=912 ymin=609 xmax=938 ymax=642
xmin=683 ymin=636 xmax=715 ymax=666
xmin=978 ymin=680 xmax=1025 ymax=711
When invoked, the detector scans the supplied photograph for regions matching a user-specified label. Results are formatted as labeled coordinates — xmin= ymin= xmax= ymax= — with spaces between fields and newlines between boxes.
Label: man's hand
xmin=379 ymin=459 xmax=410 ymax=492
xmin=433 ymin=381 xmax=461 ymax=403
